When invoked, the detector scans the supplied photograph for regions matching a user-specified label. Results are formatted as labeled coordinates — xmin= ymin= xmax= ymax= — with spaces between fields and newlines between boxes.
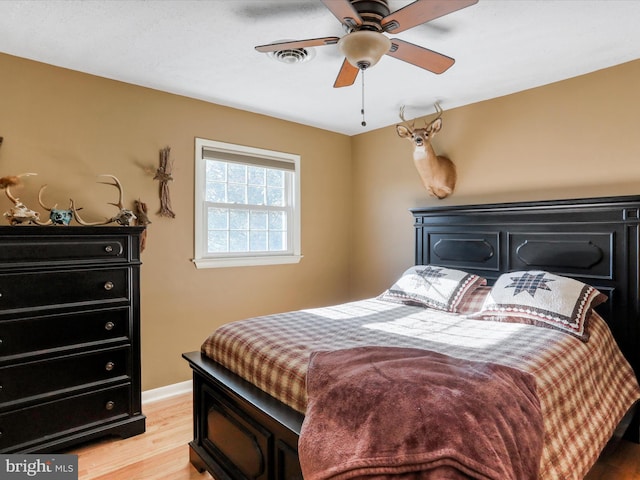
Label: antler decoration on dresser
xmin=1 ymin=173 xmax=43 ymax=225
xmin=38 ymin=185 xmax=74 ymax=225
xmin=154 ymin=146 xmax=175 ymax=218
xmin=71 ymin=174 xmax=137 ymax=226
xmin=396 ymin=103 xmax=456 ymax=199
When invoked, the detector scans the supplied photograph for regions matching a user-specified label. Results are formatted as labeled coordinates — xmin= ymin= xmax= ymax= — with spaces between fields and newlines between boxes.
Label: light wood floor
xmin=68 ymin=393 xmax=212 ymax=480
xmin=69 ymin=392 xmax=640 ymax=480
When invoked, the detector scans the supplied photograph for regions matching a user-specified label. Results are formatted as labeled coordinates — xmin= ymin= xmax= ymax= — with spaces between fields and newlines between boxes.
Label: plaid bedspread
xmin=202 ymin=289 xmax=640 ymax=480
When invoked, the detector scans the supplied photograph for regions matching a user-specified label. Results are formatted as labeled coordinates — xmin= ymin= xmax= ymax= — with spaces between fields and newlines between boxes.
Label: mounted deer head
xmin=396 ymin=103 xmax=456 ymax=199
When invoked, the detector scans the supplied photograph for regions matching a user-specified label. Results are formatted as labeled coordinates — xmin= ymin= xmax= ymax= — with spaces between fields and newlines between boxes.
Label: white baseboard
xmin=141 ymin=380 xmax=192 ymax=405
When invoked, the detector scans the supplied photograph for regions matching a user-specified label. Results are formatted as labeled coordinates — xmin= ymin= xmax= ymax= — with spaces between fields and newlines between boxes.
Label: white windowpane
xmin=248 ymin=185 xmax=266 ymax=205
xmin=206 ymin=182 xmax=226 ymax=202
xmin=268 ymin=211 xmax=285 ymax=230
xmin=206 ymin=160 xmax=226 ymax=182
xmin=229 ymin=209 xmax=249 ymax=229
xmin=228 ymin=184 xmax=247 ymax=204
xmin=250 ymin=211 xmax=268 ymax=230
xmin=250 ymin=231 xmax=267 ymax=251
xmin=269 ymin=231 xmax=286 ymax=251
xmin=228 ymin=164 xmax=247 ymax=184
xmin=248 ymin=166 xmax=266 ymax=186
xmin=208 ymin=231 xmax=228 ymax=253
xmin=208 ymin=207 xmax=228 ymax=229
xmin=267 ymin=187 xmax=284 ymax=206
xmin=267 ymin=169 xmax=284 ymax=188
xmin=229 ymin=231 xmax=248 ymax=252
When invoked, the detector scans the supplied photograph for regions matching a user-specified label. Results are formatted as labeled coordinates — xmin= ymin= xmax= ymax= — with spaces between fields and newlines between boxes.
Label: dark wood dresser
xmin=0 ymin=226 xmax=146 ymax=452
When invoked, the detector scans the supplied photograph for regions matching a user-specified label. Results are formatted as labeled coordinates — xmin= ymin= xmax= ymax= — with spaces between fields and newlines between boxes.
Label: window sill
xmin=192 ymin=254 xmax=303 ymax=269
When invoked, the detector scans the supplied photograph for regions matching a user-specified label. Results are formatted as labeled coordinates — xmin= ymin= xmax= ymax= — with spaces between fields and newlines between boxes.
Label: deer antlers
xmin=1 ymin=173 xmax=44 ymax=225
xmin=0 ymin=174 xmax=138 ymax=226
xmin=3 ymin=173 xmax=36 ymax=204
xmin=398 ymin=105 xmax=415 ymax=130
xmin=398 ymin=103 xmax=443 ymax=132
xmin=38 ymin=185 xmax=76 ymax=225
xmin=71 ymin=175 xmax=137 ymax=226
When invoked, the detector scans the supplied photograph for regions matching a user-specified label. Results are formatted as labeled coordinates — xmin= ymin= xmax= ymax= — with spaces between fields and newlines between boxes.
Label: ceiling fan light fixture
xmin=338 ymin=30 xmax=391 ymax=70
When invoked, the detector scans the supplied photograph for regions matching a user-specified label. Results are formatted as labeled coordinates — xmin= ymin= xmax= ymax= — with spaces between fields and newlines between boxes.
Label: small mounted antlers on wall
xmin=396 ymin=103 xmax=456 ymax=199
xmin=154 ymin=146 xmax=175 ymax=218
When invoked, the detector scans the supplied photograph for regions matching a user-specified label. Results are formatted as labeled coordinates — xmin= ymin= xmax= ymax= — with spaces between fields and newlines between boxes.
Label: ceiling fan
xmin=255 ymin=0 xmax=478 ymax=88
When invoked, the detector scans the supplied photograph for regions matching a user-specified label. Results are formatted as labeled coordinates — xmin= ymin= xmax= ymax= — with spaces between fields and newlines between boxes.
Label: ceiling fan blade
xmin=333 ymin=59 xmax=359 ymax=88
xmin=320 ymin=0 xmax=362 ymax=29
xmin=255 ymin=37 xmax=340 ymax=53
xmin=387 ymin=39 xmax=455 ymax=74
xmin=382 ymin=0 xmax=478 ymax=33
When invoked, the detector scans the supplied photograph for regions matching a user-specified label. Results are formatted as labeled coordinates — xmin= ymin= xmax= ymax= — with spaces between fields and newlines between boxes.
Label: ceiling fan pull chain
xmin=361 ymin=69 xmax=366 ymax=127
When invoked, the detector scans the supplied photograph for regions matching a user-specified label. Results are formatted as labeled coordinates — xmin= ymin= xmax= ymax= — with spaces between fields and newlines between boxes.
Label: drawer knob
xmin=105 ymin=401 xmax=115 ymax=411
xmin=105 ymin=321 xmax=115 ymax=331
xmin=105 ymin=361 xmax=115 ymax=372
xmin=104 ymin=245 xmax=114 ymax=253
xmin=104 ymin=281 xmax=114 ymax=291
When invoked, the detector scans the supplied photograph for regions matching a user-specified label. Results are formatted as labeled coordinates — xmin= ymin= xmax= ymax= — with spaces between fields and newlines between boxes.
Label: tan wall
xmin=0 ymin=53 xmax=352 ymax=390
xmin=3 ymin=51 xmax=640 ymax=390
xmin=350 ymin=59 xmax=640 ymax=299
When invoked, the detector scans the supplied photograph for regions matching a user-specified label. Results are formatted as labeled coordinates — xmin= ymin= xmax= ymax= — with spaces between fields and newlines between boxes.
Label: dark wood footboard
xmin=183 ymin=351 xmax=637 ymax=480
xmin=182 ymin=351 xmax=304 ymax=480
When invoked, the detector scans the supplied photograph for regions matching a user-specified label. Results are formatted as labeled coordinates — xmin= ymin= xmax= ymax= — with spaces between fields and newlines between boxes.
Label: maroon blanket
xmin=298 ymin=347 xmax=543 ymax=480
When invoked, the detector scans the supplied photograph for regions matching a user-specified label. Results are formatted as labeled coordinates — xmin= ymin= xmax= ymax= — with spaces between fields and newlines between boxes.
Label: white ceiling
xmin=1 ymin=0 xmax=639 ymax=136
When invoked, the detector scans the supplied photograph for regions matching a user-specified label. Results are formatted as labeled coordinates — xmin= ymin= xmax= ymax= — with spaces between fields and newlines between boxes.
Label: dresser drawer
xmin=0 ymin=268 xmax=129 ymax=313
xmin=0 ymin=236 xmax=130 ymax=266
xmin=0 ymin=308 xmax=129 ymax=359
xmin=0 ymin=346 xmax=130 ymax=407
xmin=0 ymin=384 xmax=131 ymax=452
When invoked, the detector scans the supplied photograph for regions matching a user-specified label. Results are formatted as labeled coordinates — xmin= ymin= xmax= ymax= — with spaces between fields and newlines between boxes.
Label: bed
xmin=183 ymin=195 xmax=640 ymax=480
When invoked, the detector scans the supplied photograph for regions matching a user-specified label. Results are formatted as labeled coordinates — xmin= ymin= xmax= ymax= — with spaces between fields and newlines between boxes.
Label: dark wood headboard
xmin=411 ymin=195 xmax=640 ymax=379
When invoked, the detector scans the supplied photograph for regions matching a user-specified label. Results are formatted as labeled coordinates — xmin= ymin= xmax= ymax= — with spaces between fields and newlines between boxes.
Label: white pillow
xmin=472 ymin=270 xmax=606 ymax=341
xmin=379 ymin=265 xmax=486 ymax=313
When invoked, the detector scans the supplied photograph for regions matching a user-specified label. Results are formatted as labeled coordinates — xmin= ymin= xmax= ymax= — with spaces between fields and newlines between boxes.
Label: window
xmin=194 ymin=138 xmax=301 ymax=268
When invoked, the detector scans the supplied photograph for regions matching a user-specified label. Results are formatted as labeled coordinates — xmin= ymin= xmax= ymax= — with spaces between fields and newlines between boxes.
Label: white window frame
xmin=193 ymin=138 xmax=302 ymax=269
